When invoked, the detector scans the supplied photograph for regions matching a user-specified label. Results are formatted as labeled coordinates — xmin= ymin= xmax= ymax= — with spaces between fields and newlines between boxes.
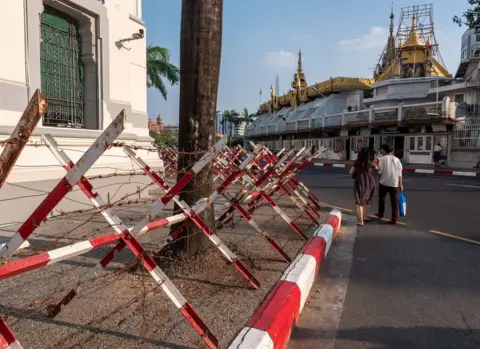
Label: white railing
xmin=267 ymin=124 xmax=276 ymax=133
xmin=246 ymin=98 xmax=454 ymax=137
xmin=452 ymin=123 xmax=480 ymax=149
xmin=324 ymin=113 xmax=342 ymax=127
xmin=373 ymin=106 xmax=399 ymax=122
xmin=403 ymin=102 xmax=443 ymax=120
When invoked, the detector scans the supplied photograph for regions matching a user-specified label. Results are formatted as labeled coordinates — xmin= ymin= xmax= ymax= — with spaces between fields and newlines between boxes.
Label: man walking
xmin=376 ymin=144 xmax=403 ymax=224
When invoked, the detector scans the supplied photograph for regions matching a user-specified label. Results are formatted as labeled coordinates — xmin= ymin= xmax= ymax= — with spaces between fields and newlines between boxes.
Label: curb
xmin=228 ymin=209 xmax=342 ymax=349
xmin=314 ymin=162 xmax=480 ymax=177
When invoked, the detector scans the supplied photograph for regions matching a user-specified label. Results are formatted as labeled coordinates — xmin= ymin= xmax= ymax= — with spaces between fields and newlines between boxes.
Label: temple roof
xmin=374 ymin=11 xmax=451 ymax=82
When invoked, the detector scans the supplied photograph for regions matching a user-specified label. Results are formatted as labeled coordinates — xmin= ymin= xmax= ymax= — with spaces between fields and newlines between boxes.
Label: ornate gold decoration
xmin=290 ymin=90 xmax=297 ymax=109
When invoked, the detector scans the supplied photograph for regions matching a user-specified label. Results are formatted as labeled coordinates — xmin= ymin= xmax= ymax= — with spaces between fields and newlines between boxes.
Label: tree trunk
xmin=168 ymin=0 xmax=223 ymax=257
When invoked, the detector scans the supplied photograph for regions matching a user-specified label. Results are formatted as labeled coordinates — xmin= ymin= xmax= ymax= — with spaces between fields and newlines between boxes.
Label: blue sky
xmin=143 ymin=0 xmax=470 ymax=124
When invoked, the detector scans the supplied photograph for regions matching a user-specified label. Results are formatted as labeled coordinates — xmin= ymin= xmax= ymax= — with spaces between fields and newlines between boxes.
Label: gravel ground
xmin=0 ymin=184 xmax=326 ymax=349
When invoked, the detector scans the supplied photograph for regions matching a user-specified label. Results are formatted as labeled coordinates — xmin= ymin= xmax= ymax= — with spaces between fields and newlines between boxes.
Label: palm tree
xmin=222 ymin=109 xmax=240 ymax=125
xmin=241 ymin=108 xmax=254 ymax=125
xmin=146 ymin=45 xmax=180 ymax=100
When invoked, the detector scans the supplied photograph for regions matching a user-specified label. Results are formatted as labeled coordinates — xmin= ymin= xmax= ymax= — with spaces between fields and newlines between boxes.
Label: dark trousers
xmin=378 ymin=184 xmax=399 ymax=221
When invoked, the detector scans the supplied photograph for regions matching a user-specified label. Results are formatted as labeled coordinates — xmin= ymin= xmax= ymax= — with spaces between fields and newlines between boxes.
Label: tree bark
xmin=169 ymin=0 xmax=223 ymax=257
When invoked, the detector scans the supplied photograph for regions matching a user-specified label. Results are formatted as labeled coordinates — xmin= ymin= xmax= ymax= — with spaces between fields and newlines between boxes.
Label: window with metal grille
xmin=40 ymin=5 xmax=85 ymax=128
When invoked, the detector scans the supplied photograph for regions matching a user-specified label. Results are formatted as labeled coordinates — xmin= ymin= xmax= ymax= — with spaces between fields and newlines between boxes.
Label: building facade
xmin=216 ymin=110 xmax=227 ymax=134
xmin=231 ymin=120 xmax=246 ymax=137
xmin=245 ymin=4 xmax=480 ymax=168
xmin=0 ymin=0 xmax=162 ymax=225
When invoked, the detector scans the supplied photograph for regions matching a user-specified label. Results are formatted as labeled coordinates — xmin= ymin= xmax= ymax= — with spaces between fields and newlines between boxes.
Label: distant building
xmin=163 ymin=124 xmax=179 ymax=134
xmin=460 ymin=28 xmax=480 ymax=63
xmin=148 ymin=115 xmax=163 ymax=133
xmin=231 ymin=121 xmax=246 ymax=137
xmin=216 ymin=110 xmax=228 ymax=134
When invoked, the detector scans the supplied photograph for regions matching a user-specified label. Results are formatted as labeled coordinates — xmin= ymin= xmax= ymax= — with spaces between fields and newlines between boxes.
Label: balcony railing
xmin=245 ymin=97 xmax=455 ymax=137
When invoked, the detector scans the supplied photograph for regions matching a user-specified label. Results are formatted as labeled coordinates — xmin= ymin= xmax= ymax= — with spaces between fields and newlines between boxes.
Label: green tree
xmin=241 ymin=107 xmax=254 ymax=125
xmin=146 ymin=45 xmax=180 ymax=100
xmin=150 ymin=130 xmax=178 ymax=147
xmin=222 ymin=109 xmax=240 ymax=126
xmin=453 ymin=0 xmax=480 ymax=31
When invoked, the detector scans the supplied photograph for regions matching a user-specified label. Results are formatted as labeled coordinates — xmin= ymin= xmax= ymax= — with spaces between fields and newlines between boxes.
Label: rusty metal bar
xmin=0 ymin=89 xmax=48 ymax=188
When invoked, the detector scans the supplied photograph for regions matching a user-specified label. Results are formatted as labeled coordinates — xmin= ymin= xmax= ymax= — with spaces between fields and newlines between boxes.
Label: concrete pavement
xmin=288 ymin=167 xmax=480 ymax=349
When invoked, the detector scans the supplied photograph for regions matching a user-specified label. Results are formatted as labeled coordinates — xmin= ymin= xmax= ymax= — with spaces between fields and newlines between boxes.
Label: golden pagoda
xmin=259 ymin=50 xmax=374 ymax=113
xmin=375 ymin=12 xmax=451 ymax=82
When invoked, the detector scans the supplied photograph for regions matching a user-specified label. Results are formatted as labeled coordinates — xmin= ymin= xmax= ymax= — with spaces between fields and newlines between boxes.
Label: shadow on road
xmin=294 ymin=326 xmax=480 ymax=349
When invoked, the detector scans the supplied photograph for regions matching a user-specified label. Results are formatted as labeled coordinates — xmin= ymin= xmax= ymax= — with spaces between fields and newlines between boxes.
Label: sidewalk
xmin=314 ymin=160 xmax=480 ymax=177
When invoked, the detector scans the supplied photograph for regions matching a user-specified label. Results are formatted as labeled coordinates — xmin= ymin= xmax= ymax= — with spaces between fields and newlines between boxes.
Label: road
xmin=288 ymin=167 xmax=480 ymax=349
xmin=300 ymin=166 xmax=480 ymax=240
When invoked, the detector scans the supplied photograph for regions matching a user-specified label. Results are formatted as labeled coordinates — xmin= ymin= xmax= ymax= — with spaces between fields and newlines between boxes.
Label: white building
xmin=0 ymin=0 xmax=162 ymax=225
xmin=231 ymin=120 xmax=246 ymax=137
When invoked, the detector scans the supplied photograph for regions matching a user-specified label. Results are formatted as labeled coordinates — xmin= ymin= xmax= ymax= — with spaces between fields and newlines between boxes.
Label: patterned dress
xmin=353 ymin=162 xmax=375 ymax=205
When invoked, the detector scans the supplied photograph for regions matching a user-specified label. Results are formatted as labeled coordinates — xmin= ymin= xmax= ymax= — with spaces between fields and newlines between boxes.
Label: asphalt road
xmin=299 ymin=166 xmax=480 ymax=240
xmin=294 ymin=167 xmax=480 ymax=349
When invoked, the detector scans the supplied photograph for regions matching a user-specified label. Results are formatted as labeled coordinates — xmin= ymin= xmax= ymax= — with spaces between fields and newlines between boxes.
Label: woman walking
xmin=349 ymin=147 xmax=376 ymax=226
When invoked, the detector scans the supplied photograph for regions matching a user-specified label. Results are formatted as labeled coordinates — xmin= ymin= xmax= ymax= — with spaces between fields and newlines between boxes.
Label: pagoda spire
xmin=374 ymin=6 xmax=397 ymax=79
xmin=297 ymin=49 xmax=303 ymax=74
xmin=384 ymin=6 xmax=396 ymax=66
xmin=404 ymin=13 xmax=424 ymax=47
xmin=291 ymin=49 xmax=307 ymax=89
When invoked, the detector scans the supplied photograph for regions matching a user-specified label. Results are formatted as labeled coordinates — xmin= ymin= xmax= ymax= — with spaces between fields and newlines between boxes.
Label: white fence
xmin=452 ymin=122 xmax=480 ymax=149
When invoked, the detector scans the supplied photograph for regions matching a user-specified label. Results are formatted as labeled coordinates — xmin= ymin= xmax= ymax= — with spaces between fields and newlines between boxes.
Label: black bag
xmin=351 ymin=167 xmax=357 ymax=179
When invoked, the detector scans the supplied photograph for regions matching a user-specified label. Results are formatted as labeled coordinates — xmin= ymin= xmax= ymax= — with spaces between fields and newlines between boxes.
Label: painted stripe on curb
xmin=228 ymin=208 xmax=342 ymax=349
xmin=314 ymin=162 xmax=480 ymax=177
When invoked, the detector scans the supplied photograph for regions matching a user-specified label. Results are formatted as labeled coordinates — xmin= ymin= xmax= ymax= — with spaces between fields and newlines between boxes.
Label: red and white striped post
xmin=0 ymin=196 xmax=214 ymax=281
xmin=0 ymin=111 xmax=126 ymax=262
xmin=41 ymin=135 xmax=218 ymax=348
xmin=0 ymin=319 xmax=22 ymax=349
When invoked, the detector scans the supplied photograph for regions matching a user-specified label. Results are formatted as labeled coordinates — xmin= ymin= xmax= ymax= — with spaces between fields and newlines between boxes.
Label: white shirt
xmin=378 ymin=154 xmax=403 ymax=188
xmin=434 ymin=145 xmax=442 ymax=152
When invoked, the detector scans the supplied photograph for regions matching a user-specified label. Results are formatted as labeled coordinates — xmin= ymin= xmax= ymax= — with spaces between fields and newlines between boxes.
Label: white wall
xmin=0 ymin=0 xmax=148 ymax=137
xmin=0 ymin=0 xmax=161 ymax=184
xmin=0 ymin=1 xmax=25 ymax=85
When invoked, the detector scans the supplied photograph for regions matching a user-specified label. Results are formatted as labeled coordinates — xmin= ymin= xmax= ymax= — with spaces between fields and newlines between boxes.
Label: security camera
xmin=132 ymin=29 xmax=145 ymax=40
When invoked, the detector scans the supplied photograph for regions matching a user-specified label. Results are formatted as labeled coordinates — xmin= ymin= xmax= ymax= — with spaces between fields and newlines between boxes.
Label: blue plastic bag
xmin=398 ymin=190 xmax=406 ymax=217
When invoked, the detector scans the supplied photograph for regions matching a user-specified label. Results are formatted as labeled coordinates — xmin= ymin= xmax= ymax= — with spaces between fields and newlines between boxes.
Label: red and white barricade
xmin=215 ymin=147 xmax=297 ymax=228
xmin=126 ymin=144 xmax=293 ymax=264
xmin=258 ymin=142 xmax=323 ymax=211
xmin=0 ymin=319 xmax=23 ymax=349
xmin=39 ymin=135 xmax=227 ymax=348
xmin=217 ymin=148 xmax=310 ymax=240
xmin=124 ymin=146 xmax=261 ymax=288
xmin=0 ymin=111 xmax=126 ymax=262
xmin=0 ymin=120 xmax=226 ymax=348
